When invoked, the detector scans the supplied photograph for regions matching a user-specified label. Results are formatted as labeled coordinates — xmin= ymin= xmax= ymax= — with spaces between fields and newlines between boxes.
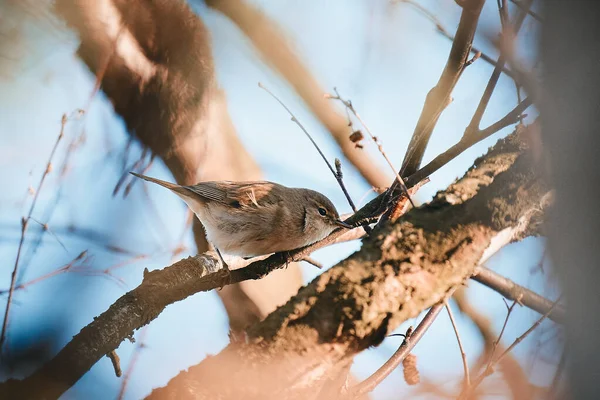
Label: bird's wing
xmin=185 ymin=181 xmax=281 ymax=208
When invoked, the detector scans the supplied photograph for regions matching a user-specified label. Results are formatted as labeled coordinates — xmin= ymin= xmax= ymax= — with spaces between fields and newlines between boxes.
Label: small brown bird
xmin=130 ymin=172 xmax=352 ymax=257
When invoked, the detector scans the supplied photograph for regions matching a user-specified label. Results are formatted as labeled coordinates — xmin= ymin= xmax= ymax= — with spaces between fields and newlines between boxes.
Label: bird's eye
xmin=318 ymin=207 xmax=327 ymax=216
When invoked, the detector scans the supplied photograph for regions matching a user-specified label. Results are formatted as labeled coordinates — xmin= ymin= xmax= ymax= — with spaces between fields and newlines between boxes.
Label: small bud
xmin=28 ymin=186 xmax=35 ymax=195
xmin=349 ymin=130 xmax=364 ymax=144
xmin=46 ymin=163 xmax=53 ymax=174
xmin=334 ymin=158 xmax=343 ymax=178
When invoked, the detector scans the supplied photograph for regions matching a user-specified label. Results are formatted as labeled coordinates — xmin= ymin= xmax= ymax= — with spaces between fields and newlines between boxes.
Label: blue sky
xmin=0 ymin=1 xmax=560 ymax=398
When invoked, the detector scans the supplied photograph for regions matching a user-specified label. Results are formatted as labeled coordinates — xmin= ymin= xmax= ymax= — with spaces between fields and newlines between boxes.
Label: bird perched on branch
xmin=130 ymin=172 xmax=352 ymax=258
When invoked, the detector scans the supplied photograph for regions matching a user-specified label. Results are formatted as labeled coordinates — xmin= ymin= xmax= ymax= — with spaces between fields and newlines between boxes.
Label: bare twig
xmin=327 ymin=88 xmax=415 ymax=208
xmin=496 ymin=295 xmax=563 ymax=365
xmin=258 ymin=82 xmax=357 ymax=213
xmin=0 ymin=251 xmax=89 ymax=296
xmin=349 ymin=304 xmax=444 ymax=397
xmin=399 ymin=0 xmax=486 ymax=177
xmin=1 ymin=114 xmax=68 ymax=354
xmin=403 ymin=100 xmax=532 ymax=188
xmin=458 ymin=299 xmax=518 ymax=399
xmin=445 ymin=300 xmax=470 ymax=388
xmin=472 ymin=266 xmax=565 ymax=323
xmin=396 ymin=0 xmax=515 ymax=79
xmin=464 ymin=0 xmax=533 ymax=138
xmin=28 ymin=217 xmax=68 ymax=254
xmin=462 ymin=295 xmax=563 ymax=398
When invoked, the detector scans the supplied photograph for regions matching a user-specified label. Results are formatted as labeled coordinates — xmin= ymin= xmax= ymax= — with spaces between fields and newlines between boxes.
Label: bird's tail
xmin=129 ymin=172 xmax=190 ymax=196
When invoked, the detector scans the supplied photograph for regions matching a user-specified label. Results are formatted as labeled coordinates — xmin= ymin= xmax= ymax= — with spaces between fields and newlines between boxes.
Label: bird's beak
xmin=335 ymin=219 xmax=354 ymax=229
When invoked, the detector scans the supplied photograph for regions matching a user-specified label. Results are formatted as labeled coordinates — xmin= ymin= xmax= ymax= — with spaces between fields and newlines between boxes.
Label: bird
xmin=129 ymin=172 xmax=352 ymax=258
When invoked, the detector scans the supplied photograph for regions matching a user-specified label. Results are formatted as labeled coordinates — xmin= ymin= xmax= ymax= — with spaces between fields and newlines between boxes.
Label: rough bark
xmin=148 ymin=129 xmax=548 ymax=399
xmin=54 ymin=0 xmax=303 ymax=332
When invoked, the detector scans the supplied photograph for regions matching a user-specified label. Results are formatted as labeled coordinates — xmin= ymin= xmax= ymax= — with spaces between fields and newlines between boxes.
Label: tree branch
xmin=472 ymin=266 xmax=564 ymax=323
xmin=400 ymin=0 xmax=485 ymax=177
xmin=1 ymin=125 xmax=547 ymax=399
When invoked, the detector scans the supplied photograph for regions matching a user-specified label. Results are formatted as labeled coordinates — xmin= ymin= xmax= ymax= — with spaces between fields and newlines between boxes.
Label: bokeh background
xmin=0 ymin=0 xmax=560 ymax=398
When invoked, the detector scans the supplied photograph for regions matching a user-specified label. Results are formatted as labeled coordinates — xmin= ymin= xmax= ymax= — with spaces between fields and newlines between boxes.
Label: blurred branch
xmin=205 ymin=0 xmax=389 ymax=188
xmin=509 ymin=0 xmax=542 ymax=22
xmin=399 ymin=0 xmax=485 ymax=177
xmin=473 ymin=266 xmax=565 ymax=323
xmin=453 ymin=289 xmax=530 ymax=399
xmin=463 ymin=296 xmax=563 ymax=398
xmin=465 ymin=0 xmax=533 ymax=137
xmin=54 ymin=0 xmax=303 ymax=334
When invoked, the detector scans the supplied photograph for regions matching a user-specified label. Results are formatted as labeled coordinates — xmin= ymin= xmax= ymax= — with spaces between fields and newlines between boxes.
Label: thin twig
xmin=396 ymin=0 xmax=515 ymax=79
xmin=458 ymin=299 xmax=518 ymax=399
xmin=495 ymin=295 xmax=563 ymax=364
xmin=0 ymin=251 xmax=89 ymax=296
xmin=1 ymin=114 xmax=68 ymax=354
xmin=472 ymin=266 xmax=564 ymax=323
xmin=462 ymin=295 xmax=563 ymax=398
xmin=487 ymin=299 xmax=518 ymax=375
xmin=28 ymin=217 xmax=69 ymax=254
xmin=349 ymin=304 xmax=444 ymax=397
xmin=258 ymin=82 xmax=357 ymax=213
xmin=399 ymin=0 xmax=486 ymax=177
xmin=464 ymin=0 xmax=533 ymax=137
xmin=403 ymin=99 xmax=532 ymax=188
xmin=328 ymin=88 xmax=415 ymax=208
xmin=445 ymin=300 xmax=470 ymax=388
